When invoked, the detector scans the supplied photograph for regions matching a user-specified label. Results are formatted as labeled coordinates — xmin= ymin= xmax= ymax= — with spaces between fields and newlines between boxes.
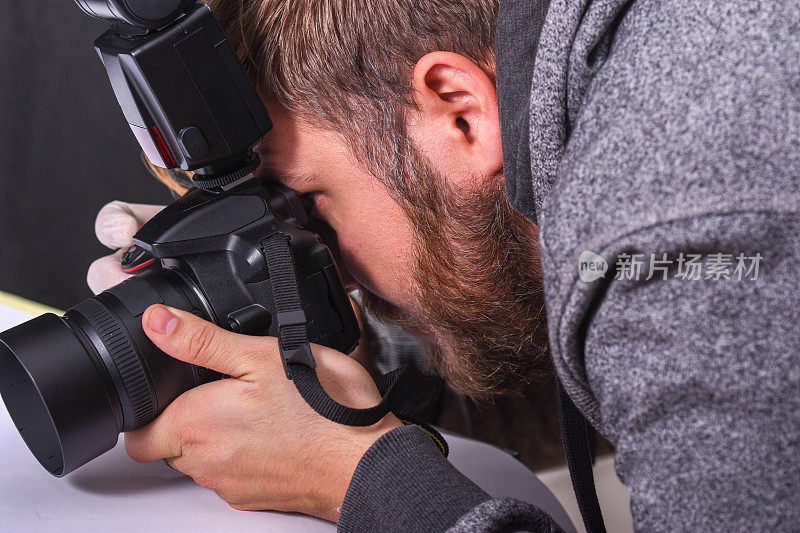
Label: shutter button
xmin=121 ymin=245 xmax=156 ymax=274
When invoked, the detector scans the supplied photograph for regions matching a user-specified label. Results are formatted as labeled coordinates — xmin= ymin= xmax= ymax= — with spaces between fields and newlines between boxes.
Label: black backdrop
xmin=0 ymin=2 xmax=171 ymax=309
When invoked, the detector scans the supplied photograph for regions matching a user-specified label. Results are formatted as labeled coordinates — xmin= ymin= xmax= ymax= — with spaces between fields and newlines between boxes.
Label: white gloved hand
xmin=87 ymin=201 xmax=165 ymax=295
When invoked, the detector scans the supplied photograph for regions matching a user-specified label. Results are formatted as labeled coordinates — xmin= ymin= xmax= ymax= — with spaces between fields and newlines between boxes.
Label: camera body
xmin=115 ymin=179 xmax=360 ymax=430
xmin=132 ymin=180 xmax=360 ymax=359
xmin=0 ymin=181 xmax=359 ymax=476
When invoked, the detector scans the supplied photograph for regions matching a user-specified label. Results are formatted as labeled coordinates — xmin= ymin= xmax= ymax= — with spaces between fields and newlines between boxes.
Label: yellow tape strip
xmin=0 ymin=291 xmax=64 ymax=316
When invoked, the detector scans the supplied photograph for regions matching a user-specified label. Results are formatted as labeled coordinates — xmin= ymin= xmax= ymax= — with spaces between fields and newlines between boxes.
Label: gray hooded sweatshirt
xmin=339 ymin=0 xmax=800 ymax=531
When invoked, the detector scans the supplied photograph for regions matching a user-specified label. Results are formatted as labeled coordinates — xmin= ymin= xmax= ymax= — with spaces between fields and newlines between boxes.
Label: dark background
xmin=0 ymin=3 xmax=172 ymax=309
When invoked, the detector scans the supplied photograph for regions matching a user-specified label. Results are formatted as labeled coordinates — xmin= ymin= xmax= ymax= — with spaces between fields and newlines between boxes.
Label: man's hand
xmin=126 ymin=304 xmax=401 ymax=522
xmin=87 ymin=201 xmax=164 ymax=294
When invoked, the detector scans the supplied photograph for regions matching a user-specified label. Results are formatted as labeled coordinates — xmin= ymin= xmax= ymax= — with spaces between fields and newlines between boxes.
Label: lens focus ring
xmin=71 ymin=298 xmax=155 ymax=429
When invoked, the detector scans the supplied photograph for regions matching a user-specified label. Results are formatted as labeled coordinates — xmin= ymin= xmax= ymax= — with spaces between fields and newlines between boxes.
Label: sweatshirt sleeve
xmin=338 ymin=425 xmax=563 ymax=532
xmin=549 ymin=212 xmax=800 ymax=531
xmin=534 ymin=1 xmax=800 ymax=529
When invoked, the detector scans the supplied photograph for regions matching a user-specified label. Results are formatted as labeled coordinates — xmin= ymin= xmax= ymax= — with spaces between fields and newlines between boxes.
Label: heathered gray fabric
xmin=528 ymin=0 xmax=800 ymax=530
xmin=447 ymin=499 xmax=561 ymax=533
xmin=338 ymin=425 xmax=497 ymax=532
xmin=341 ymin=0 xmax=800 ymax=531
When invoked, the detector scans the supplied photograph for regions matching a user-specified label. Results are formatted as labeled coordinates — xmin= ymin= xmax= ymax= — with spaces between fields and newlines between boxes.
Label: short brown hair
xmin=208 ymin=0 xmax=498 ymax=201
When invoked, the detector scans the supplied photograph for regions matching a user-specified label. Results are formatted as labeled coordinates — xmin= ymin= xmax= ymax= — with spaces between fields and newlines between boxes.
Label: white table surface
xmin=0 ymin=294 xmax=582 ymax=533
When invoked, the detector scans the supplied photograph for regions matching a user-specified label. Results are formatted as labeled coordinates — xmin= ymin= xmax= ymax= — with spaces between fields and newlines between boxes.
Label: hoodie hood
xmin=496 ymin=0 xmax=550 ymax=224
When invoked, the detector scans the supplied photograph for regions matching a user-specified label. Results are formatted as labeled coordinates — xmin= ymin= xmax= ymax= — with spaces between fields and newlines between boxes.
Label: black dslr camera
xmin=0 ymin=0 xmax=360 ymax=477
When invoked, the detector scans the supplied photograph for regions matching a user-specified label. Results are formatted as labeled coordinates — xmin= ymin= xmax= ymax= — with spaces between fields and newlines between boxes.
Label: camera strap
xmin=556 ymin=378 xmax=606 ymax=533
xmin=263 ymin=233 xmax=441 ymax=427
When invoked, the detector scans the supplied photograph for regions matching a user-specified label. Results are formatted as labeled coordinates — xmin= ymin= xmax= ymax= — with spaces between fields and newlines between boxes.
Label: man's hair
xmin=208 ymin=0 xmax=498 ymax=202
xmin=196 ymin=1 xmax=550 ymax=397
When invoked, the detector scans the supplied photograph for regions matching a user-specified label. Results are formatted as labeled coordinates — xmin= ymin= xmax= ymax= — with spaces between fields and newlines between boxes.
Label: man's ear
xmin=409 ymin=51 xmax=502 ymax=188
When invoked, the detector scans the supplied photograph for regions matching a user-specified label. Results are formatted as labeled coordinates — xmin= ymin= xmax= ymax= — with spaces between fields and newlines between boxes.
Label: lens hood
xmin=0 ymin=314 xmax=119 ymax=477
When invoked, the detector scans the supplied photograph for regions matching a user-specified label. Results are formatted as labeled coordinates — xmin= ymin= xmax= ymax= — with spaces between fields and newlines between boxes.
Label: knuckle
xmin=168 ymin=394 xmax=192 ymax=421
xmin=176 ymin=420 xmax=205 ymax=449
xmin=86 ymin=262 xmax=103 ymax=293
xmin=106 ymin=200 xmax=129 ymax=210
xmin=193 ymin=472 xmax=223 ymax=492
xmin=237 ymin=381 xmax=267 ymax=406
xmin=96 ymin=200 xmax=123 ymax=220
xmin=87 ymin=256 xmax=112 ymax=278
xmin=124 ymin=440 xmax=147 ymax=463
xmin=216 ymin=485 xmax=244 ymax=508
xmin=96 ymin=202 xmax=125 ymax=230
xmin=87 ymin=256 xmax=103 ymax=273
xmin=182 ymin=325 xmax=218 ymax=365
xmin=96 ymin=201 xmax=137 ymax=248
xmin=227 ymin=500 xmax=251 ymax=512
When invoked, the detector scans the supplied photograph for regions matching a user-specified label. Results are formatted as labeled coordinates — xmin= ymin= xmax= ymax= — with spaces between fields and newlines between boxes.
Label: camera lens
xmin=0 ymin=268 xmax=216 ymax=477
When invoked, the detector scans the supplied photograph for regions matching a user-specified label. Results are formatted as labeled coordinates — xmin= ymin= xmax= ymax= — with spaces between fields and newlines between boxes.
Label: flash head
xmin=74 ymin=0 xmax=196 ymax=29
xmin=84 ymin=1 xmax=272 ymax=189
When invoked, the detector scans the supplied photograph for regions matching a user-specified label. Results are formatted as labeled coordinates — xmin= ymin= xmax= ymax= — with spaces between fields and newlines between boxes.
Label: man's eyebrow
xmin=282 ymin=171 xmax=314 ymax=187
xmin=264 ymin=164 xmax=314 ymax=188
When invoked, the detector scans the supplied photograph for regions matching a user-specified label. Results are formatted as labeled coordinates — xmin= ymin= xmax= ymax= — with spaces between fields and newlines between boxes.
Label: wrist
xmin=310 ymin=414 xmax=402 ymax=522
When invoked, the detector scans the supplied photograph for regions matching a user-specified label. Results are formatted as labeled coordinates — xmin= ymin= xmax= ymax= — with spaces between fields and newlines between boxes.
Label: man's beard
xmin=359 ymin=144 xmax=550 ymax=399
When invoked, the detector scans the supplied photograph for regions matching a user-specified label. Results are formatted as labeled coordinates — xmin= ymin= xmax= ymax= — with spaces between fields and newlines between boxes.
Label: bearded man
xmin=88 ymin=0 xmax=800 ymax=531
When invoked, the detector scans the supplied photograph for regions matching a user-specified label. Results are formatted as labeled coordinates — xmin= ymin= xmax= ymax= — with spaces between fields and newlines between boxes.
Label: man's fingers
xmin=125 ymin=379 xmax=237 ymax=465
xmin=95 ymin=201 xmax=164 ymax=250
xmin=312 ymin=346 xmax=384 ymax=408
xmin=124 ymin=402 xmax=184 ymax=463
xmin=90 ymin=201 xmax=164 ymax=294
xmin=87 ymin=250 xmax=132 ymax=294
xmin=142 ymin=305 xmax=271 ymax=378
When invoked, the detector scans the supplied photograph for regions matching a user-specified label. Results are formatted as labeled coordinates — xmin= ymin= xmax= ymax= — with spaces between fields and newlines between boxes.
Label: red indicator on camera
xmin=121 ymin=257 xmax=156 ymax=274
xmin=148 ymin=126 xmax=177 ymax=168
xmin=130 ymin=124 xmax=177 ymax=169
